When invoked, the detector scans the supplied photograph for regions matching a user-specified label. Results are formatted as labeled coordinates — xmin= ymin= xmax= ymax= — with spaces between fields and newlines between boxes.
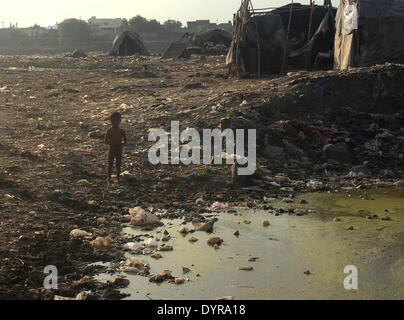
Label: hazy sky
xmin=1 ymin=0 xmax=327 ymax=28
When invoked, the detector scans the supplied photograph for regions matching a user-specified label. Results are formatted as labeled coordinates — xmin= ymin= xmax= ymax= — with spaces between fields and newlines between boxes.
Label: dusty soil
xmin=0 ymin=53 xmax=403 ymax=299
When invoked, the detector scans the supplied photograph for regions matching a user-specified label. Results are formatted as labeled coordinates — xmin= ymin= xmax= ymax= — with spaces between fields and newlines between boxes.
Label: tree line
xmin=58 ymin=16 xmax=184 ymax=46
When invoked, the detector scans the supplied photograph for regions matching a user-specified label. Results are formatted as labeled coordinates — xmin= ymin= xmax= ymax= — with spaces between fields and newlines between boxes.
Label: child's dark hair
xmin=109 ymin=111 xmax=122 ymax=120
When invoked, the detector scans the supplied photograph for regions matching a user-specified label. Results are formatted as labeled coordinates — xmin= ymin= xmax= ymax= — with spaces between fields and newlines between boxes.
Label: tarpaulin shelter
xmin=272 ymin=3 xmax=336 ymax=70
xmin=109 ymin=31 xmax=150 ymax=56
xmin=335 ymin=0 xmax=404 ymax=70
xmin=192 ymin=29 xmax=233 ymax=47
xmin=226 ymin=1 xmax=336 ymax=76
xmin=162 ymin=33 xmax=192 ymax=59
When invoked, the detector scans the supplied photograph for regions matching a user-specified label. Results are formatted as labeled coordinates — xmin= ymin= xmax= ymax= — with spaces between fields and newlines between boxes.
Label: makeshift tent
xmin=192 ymin=29 xmax=233 ymax=47
xmin=109 ymin=31 xmax=150 ymax=56
xmin=162 ymin=33 xmax=192 ymax=59
xmin=227 ymin=1 xmax=336 ymax=76
xmin=335 ymin=0 xmax=404 ymax=70
xmin=272 ymin=3 xmax=336 ymax=70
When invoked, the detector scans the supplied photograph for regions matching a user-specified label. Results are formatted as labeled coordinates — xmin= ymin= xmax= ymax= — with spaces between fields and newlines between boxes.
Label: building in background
xmin=186 ymin=19 xmax=232 ymax=32
xmin=88 ymin=16 xmax=122 ymax=32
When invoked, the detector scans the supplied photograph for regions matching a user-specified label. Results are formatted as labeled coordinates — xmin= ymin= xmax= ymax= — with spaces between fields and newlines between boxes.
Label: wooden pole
xmin=282 ymin=0 xmax=294 ymax=73
xmin=308 ymin=0 xmax=314 ymax=42
xmin=249 ymin=0 xmax=261 ymax=78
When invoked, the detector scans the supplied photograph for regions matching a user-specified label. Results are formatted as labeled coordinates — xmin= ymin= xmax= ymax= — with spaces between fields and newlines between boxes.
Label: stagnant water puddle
xmin=95 ymin=187 xmax=404 ymax=300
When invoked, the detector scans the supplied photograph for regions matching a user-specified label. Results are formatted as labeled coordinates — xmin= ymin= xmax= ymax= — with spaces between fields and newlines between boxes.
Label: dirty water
xmin=96 ymin=188 xmax=404 ymax=300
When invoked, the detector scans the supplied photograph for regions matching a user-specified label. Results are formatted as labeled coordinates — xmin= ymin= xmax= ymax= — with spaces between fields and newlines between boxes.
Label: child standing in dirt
xmin=105 ymin=112 xmax=127 ymax=183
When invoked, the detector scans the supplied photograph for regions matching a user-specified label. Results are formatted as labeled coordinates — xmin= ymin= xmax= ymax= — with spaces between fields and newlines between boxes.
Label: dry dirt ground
xmin=0 ymin=53 xmax=403 ymax=299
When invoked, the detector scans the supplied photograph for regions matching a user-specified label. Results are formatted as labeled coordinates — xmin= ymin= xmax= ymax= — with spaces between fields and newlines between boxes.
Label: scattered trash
xmin=70 ymin=229 xmax=92 ymax=239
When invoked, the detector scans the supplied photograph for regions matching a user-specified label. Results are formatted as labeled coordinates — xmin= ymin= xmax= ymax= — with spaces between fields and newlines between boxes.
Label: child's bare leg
xmin=108 ymin=151 xmax=114 ymax=181
xmin=116 ymin=151 xmax=122 ymax=183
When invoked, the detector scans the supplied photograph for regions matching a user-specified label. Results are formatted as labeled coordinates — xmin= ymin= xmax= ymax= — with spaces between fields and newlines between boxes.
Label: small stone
xmin=174 ymin=278 xmax=185 ymax=285
xmin=214 ymin=244 xmax=220 ymax=250
xmin=333 ymin=218 xmax=341 ymax=222
xmin=381 ymin=217 xmax=392 ymax=221
xmin=238 ymin=266 xmax=254 ymax=271
xmin=151 ymin=253 xmax=162 ymax=259
xmin=299 ymin=199 xmax=308 ymax=204
xmin=282 ymin=198 xmax=294 ymax=203
xmin=195 ymin=198 xmax=204 ymax=205
xmin=207 ymin=237 xmax=222 ymax=246
xmin=262 ymin=220 xmax=270 ymax=227
xmin=182 ymin=267 xmax=191 ymax=274
xmin=243 ymin=220 xmax=251 ymax=224
xmin=188 ymin=237 xmax=198 ymax=243
xmin=304 ymin=270 xmax=311 ymax=275
xmin=346 ymin=226 xmax=355 ymax=231
xmin=178 ymin=227 xmax=190 ymax=235
xmin=159 ymin=245 xmax=173 ymax=252
xmin=233 ymin=230 xmax=240 ymax=236
xmin=97 ymin=217 xmax=107 ymax=224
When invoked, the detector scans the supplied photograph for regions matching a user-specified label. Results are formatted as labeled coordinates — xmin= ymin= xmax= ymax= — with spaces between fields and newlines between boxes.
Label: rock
xmin=159 ymin=245 xmax=173 ymax=252
xmin=243 ymin=220 xmax=251 ymax=224
xmin=130 ymin=207 xmax=163 ymax=227
xmin=233 ymin=230 xmax=240 ymax=236
xmin=188 ymin=237 xmax=198 ymax=243
xmin=299 ymin=199 xmax=308 ymax=204
xmin=304 ymin=270 xmax=311 ymax=275
xmin=207 ymin=237 xmax=222 ymax=246
xmin=91 ymin=236 xmax=112 ymax=248
xmin=238 ymin=266 xmax=254 ymax=271
xmin=109 ymin=277 xmax=130 ymax=288
xmin=262 ymin=221 xmax=270 ymax=227
xmin=195 ymin=198 xmax=204 ymax=205
xmin=151 ymin=253 xmax=162 ymax=259
xmin=174 ymin=278 xmax=186 ymax=285
xmin=120 ymin=258 xmax=150 ymax=274
xmin=323 ymin=142 xmax=350 ymax=162
xmin=97 ymin=217 xmax=107 ymax=224
xmin=178 ymin=227 xmax=190 ymax=235
xmin=192 ymin=218 xmax=217 ymax=232
xmin=214 ymin=244 xmax=220 ymax=250
xmin=143 ymin=238 xmax=158 ymax=248
xmin=333 ymin=218 xmax=341 ymax=222
xmin=124 ymin=242 xmax=142 ymax=253
xmin=346 ymin=226 xmax=355 ymax=230
xmin=149 ymin=272 xmax=174 ymax=283
xmin=381 ymin=217 xmax=392 ymax=221
xmin=70 ymin=229 xmax=92 ymax=239
xmin=182 ymin=267 xmax=191 ymax=274
xmin=295 ymin=209 xmax=309 ymax=216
